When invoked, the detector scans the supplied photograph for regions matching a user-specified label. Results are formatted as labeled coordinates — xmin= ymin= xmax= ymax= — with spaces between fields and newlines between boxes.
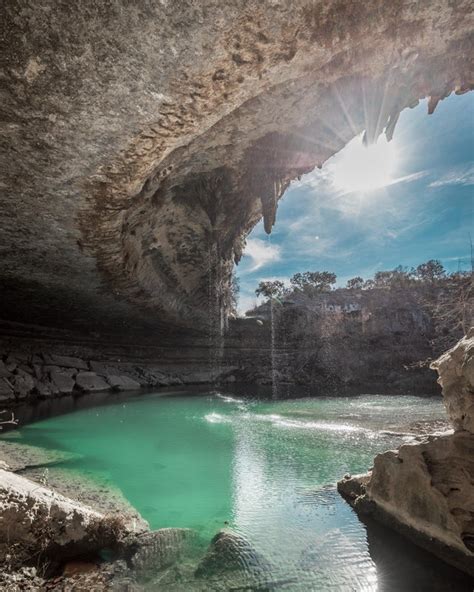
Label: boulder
xmin=50 ymin=369 xmax=75 ymax=395
xmin=339 ymin=332 xmax=474 ymax=577
xmin=0 ymin=469 xmax=125 ymax=566
xmin=195 ymin=529 xmax=271 ymax=578
xmin=0 ymin=360 xmax=12 ymax=379
xmin=89 ymin=361 xmax=122 ymax=376
xmin=106 ymin=375 xmax=141 ymax=391
xmin=0 ymin=378 xmax=14 ymax=402
xmin=35 ymin=378 xmax=59 ymax=398
xmin=17 ymin=364 xmax=34 ymax=376
xmin=126 ymin=528 xmax=196 ymax=575
xmin=43 ymin=354 xmax=88 ymax=371
xmin=75 ymin=372 xmax=110 ymax=393
xmin=4 ymin=356 xmax=18 ymax=374
xmin=431 ymin=329 xmax=474 ymax=433
xmin=10 ymin=369 xmax=35 ymax=399
xmin=32 ymin=364 xmax=43 ymax=380
xmin=337 ymin=473 xmax=371 ymax=502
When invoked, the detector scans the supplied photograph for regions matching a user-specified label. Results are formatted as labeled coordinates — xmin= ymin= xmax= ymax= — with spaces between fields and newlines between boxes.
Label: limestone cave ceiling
xmin=0 ymin=0 xmax=472 ymax=335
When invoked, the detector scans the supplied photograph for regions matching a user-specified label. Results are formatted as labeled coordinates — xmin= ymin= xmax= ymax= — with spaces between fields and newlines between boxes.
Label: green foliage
xmin=290 ymin=271 xmax=336 ymax=295
xmin=372 ymin=266 xmax=412 ymax=289
xmin=413 ymin=259 xmax=446 ymax=282
xmin=346 ymin=276 xmax=364 ymax=290
xmin=255 ymin=280 xmax=286 ymax=300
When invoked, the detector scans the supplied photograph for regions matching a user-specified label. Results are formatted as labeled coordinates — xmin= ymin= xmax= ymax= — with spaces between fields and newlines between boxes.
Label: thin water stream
xmin=2 ymin=391 xmax=471 ymax=591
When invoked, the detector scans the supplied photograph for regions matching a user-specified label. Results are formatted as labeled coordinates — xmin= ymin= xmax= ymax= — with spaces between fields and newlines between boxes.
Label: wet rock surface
xmin=195 ymin=529 xmax=272 ymax=579
xmin=126 ymin=528 xmax=197 ymax=576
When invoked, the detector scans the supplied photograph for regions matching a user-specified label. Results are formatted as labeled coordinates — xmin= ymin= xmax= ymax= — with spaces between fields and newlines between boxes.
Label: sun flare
xmin=333 ymin=134 xmax=398 ymax=194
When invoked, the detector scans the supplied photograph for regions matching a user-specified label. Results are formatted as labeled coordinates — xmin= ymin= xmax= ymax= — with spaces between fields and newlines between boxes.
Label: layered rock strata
xmin=0 ymin=344 xmax=238 ymax=408
xmin=338 ymin=330 xmax=474 ymax=576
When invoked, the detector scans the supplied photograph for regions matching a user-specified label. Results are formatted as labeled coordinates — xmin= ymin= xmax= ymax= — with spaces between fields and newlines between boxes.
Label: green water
xmin=5 ymin=392 xmax=469 ymax=590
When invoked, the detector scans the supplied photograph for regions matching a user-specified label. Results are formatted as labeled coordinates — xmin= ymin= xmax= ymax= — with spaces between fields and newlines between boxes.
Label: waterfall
xmin=270 ymin=297 xmax=278 ymax=399
xmin=208 ymin=241 xmax=224 ymax=386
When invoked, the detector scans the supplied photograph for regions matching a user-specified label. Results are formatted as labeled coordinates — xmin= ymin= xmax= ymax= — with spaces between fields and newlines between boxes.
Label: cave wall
xmin=1 ymin=1 xmax=473 ymax=336
xmin=225 ymin=286 xmax=442 ymax=394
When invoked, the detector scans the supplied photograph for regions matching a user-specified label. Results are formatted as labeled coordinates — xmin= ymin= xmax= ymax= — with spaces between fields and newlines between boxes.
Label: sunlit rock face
xmin=1 ymin=1 xmax=473 ymax=332
xmin=339 ymin=331 xmax=474 ymax=576
xmin=431 ymin=330 xmax=474 ymax=433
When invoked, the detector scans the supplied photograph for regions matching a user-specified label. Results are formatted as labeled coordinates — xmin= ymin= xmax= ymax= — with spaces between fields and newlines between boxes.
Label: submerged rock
xmin=195 ymin=529 xmax=271 ymax=579
xmin=0 ymin=439 xmax=79 ymax=472
xmin=339 ymin=331 xmax=474 ymax=577
xmin=127 ymin=528 xmax=196 ymax=576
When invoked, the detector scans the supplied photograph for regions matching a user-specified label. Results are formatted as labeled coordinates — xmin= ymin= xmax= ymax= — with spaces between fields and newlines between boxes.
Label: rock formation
xmin=338 ymin=330 xmax=474 ymax=576
xmin=1 ymin=1 xmax=473 ymax=334
xmin=0 ymin=468 xmax=122 ymax=567
xmin=226 ymin=284 xmax=449 ymax=394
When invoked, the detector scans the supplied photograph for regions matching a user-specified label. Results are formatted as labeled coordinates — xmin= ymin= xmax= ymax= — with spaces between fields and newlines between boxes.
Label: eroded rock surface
xmin=1 ymin=2 xmax=473 ymax=333
xmin=0 ymin=468 xmax=121 ymax=566
xmin=431 ymin=329 xmax=474 ymax=433
xmin=339 ymin=331 xmax=474 ymax=576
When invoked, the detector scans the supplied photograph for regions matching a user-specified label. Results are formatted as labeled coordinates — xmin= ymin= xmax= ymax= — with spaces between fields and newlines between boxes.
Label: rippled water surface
xmin=5 ymin=392 xmax=471 ymax=591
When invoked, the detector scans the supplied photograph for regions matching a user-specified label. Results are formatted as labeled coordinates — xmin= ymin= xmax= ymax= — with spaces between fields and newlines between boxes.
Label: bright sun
xmin=333 ymin=134 xmax=398 ymax=194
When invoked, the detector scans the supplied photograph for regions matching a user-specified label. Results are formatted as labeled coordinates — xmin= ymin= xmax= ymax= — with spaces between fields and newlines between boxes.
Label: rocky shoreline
xmin=338 ymin=330 xmax=474 ymax=578
xmin=0 ymin=433 xmax=278 ymax=591
xmin=0 ymin=347 xmax=239 ymax=411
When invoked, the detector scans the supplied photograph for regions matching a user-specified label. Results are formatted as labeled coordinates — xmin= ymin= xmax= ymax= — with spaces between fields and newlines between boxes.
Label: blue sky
xmin=236 ymin=93 xmax=474 ymax=313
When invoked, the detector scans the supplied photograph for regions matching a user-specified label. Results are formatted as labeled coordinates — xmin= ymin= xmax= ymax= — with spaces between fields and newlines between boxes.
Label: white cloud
xmin=242 ymin=238 xmax=281 ymax=271
xmin=429 ymin=164 xmax=474 ymax=188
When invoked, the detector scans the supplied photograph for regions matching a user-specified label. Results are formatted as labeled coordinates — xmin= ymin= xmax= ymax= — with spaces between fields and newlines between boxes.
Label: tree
xmin=290 ymin=271 xmax=336 ymax=295
xmin=373 ymin=271 xmax=394 ymax=288
xmin=255 ymin=280 xmax=285 ymax=301
xmin=422 ymin=270 xmax=473 ymax=352
xmin=372 ymin=266 xmax=412 ymax=289
xmin=346 ymin=276 xmax=364 ymax=290
xmin=414 ymin=259 xmax=445 ymax=283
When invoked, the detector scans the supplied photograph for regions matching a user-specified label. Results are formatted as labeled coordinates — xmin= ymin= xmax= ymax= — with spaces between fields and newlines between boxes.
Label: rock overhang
xmin=1 ymin=1 xmax=472 ymax=335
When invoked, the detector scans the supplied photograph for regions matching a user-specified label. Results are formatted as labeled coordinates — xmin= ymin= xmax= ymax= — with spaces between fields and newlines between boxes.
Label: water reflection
xmin=363 ymin=516 xmax=474 ymax=591
xmin=5 ymin=391 xmax=473 ymax=590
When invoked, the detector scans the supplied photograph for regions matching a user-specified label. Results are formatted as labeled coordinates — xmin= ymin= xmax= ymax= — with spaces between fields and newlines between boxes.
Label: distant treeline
xmin=253 ymin=260 xmax=471 ymax=299
xmin=248 ymin=259 xmax=473 ymax=353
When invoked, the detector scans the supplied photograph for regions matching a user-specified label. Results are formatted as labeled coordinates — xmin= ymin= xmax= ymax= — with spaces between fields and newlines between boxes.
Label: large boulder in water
xmin=195 ymin=529 xmax=271 ymax=579
xmin=0 ymin=469 xmax=126 ymax=567
xmin=338 ymin=332 xmax=474 ymax=577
